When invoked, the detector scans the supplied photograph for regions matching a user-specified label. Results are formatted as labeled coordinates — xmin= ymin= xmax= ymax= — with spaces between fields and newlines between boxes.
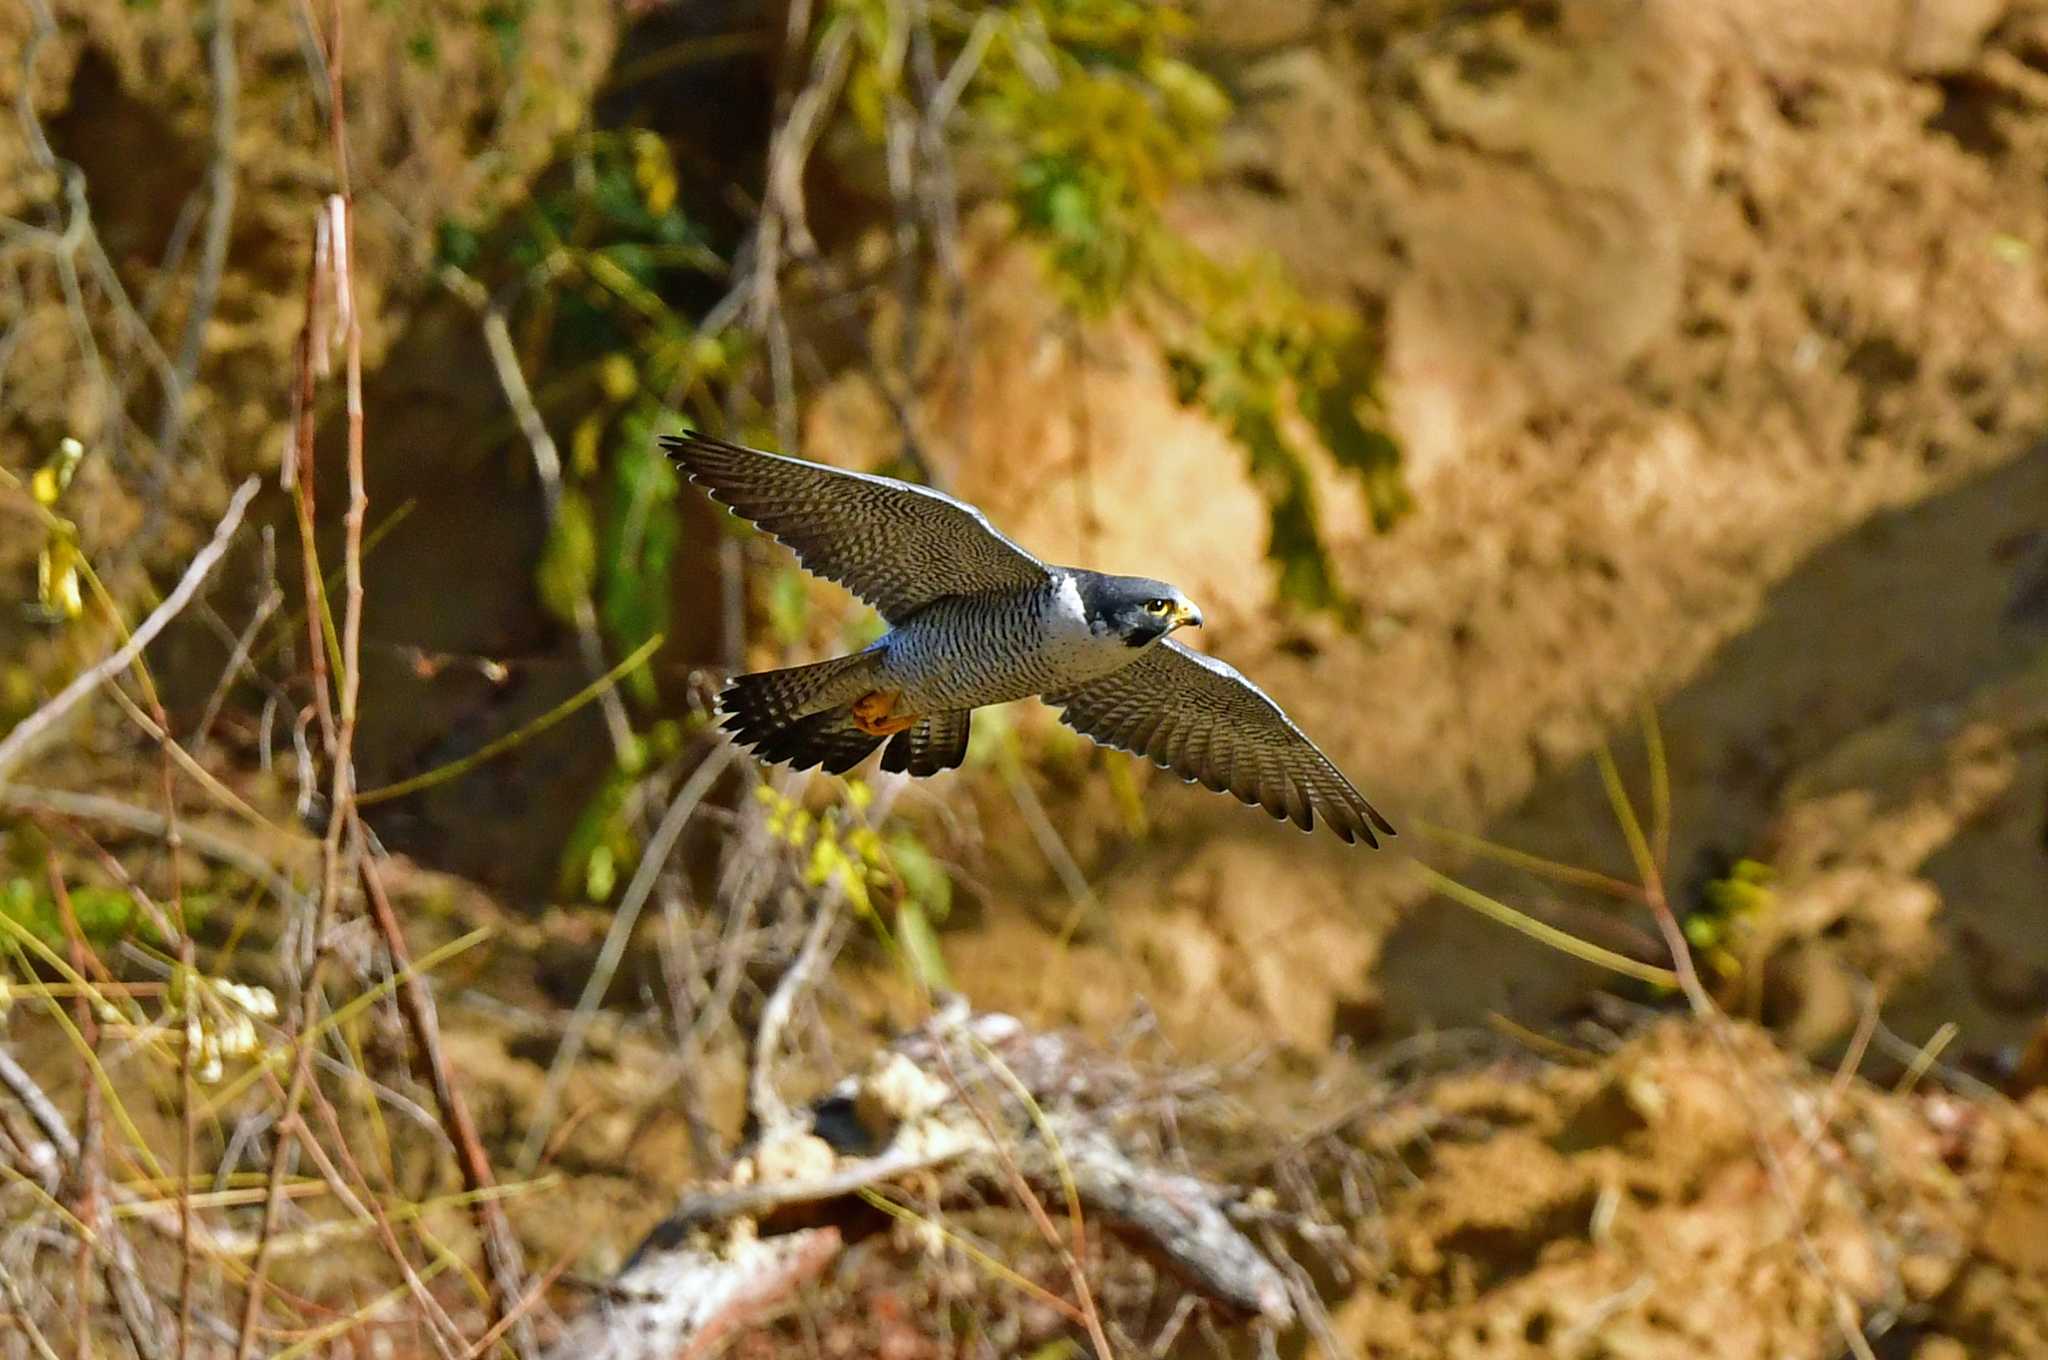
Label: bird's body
xmin=664 ymin=432 xmax=1395 ymax=845
xmin=871 ymin=575 xmax=1154 ymax=711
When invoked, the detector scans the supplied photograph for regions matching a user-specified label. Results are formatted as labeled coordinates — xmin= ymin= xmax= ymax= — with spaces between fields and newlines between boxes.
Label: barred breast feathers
xmin=877 ymin=581 xmax=1109 ymax=711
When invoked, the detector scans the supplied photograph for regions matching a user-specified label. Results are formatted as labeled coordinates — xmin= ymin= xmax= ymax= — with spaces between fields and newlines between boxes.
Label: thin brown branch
xmin=191 ymin=550 xmax=283 ymax=751
xmin=285 ymin=212 xmax=336 ymax=760
xmin=356 ymin=835 xmax=536 ymax=1358
xmin=236 ymin=25 xmax=362 ymax=1345
xmin=293 ymin=1066 xmax=469 ymax=1360
xmin=460 ymin=1242 xmax=583 ymax=1360
xmin=0 ymin=1039 xmax=175 ymax=1359
xmin=929 ymin=1032 xmax=1115 ymax=1358
xmin=104 ymin=666 xmax=284 ymax=837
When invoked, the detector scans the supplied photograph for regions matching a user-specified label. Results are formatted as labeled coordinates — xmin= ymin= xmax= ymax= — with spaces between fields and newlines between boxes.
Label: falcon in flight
xmin=663 ymin=433 xmax=1394 ymax=845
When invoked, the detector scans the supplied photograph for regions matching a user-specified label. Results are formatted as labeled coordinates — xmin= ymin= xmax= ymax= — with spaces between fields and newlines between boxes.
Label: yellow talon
xmin=852 ymin=690 xmax=919 ymax=737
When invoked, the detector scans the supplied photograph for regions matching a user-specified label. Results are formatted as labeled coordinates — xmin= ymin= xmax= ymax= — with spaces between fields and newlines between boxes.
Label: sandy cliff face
xmin=803 ymin=0 xmax=2048 ymax=1055
xmin=10 ymin=0 xmax=2040 ymax=1061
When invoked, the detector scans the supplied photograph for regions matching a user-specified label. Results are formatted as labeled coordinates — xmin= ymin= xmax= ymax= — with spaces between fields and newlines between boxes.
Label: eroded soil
xmin=5 ymin=0 xmax=2048 ymax=1354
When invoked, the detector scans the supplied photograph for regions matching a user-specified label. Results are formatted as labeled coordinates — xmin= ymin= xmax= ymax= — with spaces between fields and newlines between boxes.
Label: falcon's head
xmin=1077 ymin=573 xmax=1205 ymax=648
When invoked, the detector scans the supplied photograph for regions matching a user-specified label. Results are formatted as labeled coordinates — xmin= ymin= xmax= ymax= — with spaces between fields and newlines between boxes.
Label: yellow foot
xmin=851 ymin=690 xmax=919 ymax=737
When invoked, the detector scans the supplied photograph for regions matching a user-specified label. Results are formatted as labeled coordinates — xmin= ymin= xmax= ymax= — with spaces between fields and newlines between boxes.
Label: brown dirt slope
xmin=1329 ymin=1022 xmax=2041 ymax=1360
xmin=812 ymin=0 xmax=2048 ymax=1057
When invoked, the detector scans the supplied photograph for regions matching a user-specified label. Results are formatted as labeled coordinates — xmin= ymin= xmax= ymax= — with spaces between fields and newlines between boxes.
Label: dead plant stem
xmin=929 ymin=1035 xmax=1113 ymax=1358
xmin=159 ymin=0 xmax=238 ymax=461
xmin=520 ymin=748 xmax=735 ymax=1171
xmin=356 ymin=836 xmax=536 ymax=1357
xmin=0 ymin=478 xmax=260 ymax=785
xmin=1597 ymin=746 xmax=1883 ymax=1360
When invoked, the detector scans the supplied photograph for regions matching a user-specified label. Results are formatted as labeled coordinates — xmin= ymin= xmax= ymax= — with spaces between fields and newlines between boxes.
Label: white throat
xmin=1052 ymin=574 xmax=1095 ymax=630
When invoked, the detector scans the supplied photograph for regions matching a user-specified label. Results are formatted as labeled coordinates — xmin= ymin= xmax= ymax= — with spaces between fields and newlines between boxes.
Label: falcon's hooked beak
xmin=1171 ymin=600 xmax=1204 ymax=630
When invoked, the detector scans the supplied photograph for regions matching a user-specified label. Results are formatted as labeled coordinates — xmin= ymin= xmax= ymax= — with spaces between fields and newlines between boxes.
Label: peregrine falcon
xmin=663 ymin=433 xmax=1395 ymax=845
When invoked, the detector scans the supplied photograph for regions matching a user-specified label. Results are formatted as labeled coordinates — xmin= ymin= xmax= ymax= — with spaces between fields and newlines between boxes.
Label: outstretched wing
xmin=663 ymin=433 xmax=1050 ymax=622
xmin=1047 ymin=640 xmax=1394 ymax=846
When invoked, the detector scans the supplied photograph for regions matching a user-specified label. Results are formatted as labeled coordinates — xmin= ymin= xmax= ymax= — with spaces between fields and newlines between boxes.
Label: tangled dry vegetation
xmin=4 ymin=1 xmax=2048 ymax=1358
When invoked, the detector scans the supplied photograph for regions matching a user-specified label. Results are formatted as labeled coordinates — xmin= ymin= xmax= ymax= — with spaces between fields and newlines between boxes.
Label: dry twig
xmin=518 ymin=747 xmax=736 ymax=1171
xmin=157 ymin=0 xmax=240 ymax=462
xmin=0 ymin=478 xmax=261 ymax=786
xmin=545 ymin=1008 xmax=1294 ymax=1360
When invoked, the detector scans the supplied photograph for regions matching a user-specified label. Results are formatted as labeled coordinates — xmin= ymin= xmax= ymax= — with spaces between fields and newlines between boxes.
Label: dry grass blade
xmin=855 ymin=1186 xmax=1092 ymax=1326
xmin=105 ymin=681 xmax=282 ymax=835
xmin=265 ymin=1253 xmax=462 ymax=1360
xmin=927 ymin=1035 xmax=1115 ymax=1358
xmin=253 ymin=498 xmax=418 ymax=671
xmin=355 ymin=838 xmax=535 ymax=1356
xmin=1591 ymin=742 xmax=1886 ymax=1360
xmin=966 ymin=1032 xmax=1090 ymax=1265
xmin=517 ymin=745 xmax=732 ymax=1171
xmin=1894 ymin=1021 xmax=1959 ymax=1095
xmin=0 ymin=926 xmax=169 ymax=1180
xmin=355 ymin=633 xmax=664 ymax=806
xmin=1409 ymin=819 xmax=1645 ymax=902
xmin=1641 ymin=702 xmax=1672 ymax=873
xmin=460 ymin=1242 xmax=584 ymax=1360
xmin=1411 ymin=864 xmax=1677 ymax=989
xmin=197 ymin=926 xmax=491 ymax=1118
xmin=1595 ymin=744 xmax=1665 ymax=905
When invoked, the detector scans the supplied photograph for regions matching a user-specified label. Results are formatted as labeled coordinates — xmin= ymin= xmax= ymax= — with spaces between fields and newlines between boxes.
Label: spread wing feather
xmin=662 ymin=433 xmax=1049 ymax=622
xmin=1047 ymin=640 xmax=1393 ymax=846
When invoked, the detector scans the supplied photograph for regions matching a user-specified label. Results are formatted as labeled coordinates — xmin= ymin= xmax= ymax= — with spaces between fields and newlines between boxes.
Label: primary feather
xmin=1046 ymin=641 xmax=1394 ymax=846
xmin=663 ymin=433 xmax=1048 ymax=623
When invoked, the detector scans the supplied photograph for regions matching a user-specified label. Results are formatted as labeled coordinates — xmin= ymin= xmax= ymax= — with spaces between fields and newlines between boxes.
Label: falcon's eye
xmin=1144 ymin=599 xmax=1172 ymax=615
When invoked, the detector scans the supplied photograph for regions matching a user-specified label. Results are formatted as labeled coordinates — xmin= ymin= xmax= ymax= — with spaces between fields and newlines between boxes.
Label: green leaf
xmin=1 ymin=877 xmax=204 ymax=947
xmin=1299 ymin=340 xmax=1412 ymax=531
xmin=584 ymin=845 xmax=617 ymax=902
xmin=767 ymin=567 xmax=811 ymax=648
xmin=434 ymin=219 xmax=481 ymax=272
xmin=555 ymin=767 xmax=637 ymax=902
xmin=894 ymin=899 xmax=952 ymax=992
xmin=536 ymin=490 xmax=599 ymax=628
xmin=886 ymin=831 xmax=953 ymax=924
xmin=1229 ymin=404 xmax=1343 ymax=612
xmin=598 ymin=414 xmax=682 ymax=705
xmin=1024 ymin=1341 xmax=1083 ymax=1360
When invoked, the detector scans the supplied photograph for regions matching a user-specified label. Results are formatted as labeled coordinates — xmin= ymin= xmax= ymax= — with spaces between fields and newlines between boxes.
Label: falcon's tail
xmin=719 ymin=654 xmax=886 ymax=775
xmin=730 ymin=707 xmax=886 ymax=775
xmin=880 ymin=711 xmax=972 ymax=777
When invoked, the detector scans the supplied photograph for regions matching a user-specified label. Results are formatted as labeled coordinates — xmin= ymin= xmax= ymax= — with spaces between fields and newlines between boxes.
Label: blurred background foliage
xmin=436 ymin=0 xmax=1404 ymax=702
xmin=395 ymin=0 xmax=1408 ymax=904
